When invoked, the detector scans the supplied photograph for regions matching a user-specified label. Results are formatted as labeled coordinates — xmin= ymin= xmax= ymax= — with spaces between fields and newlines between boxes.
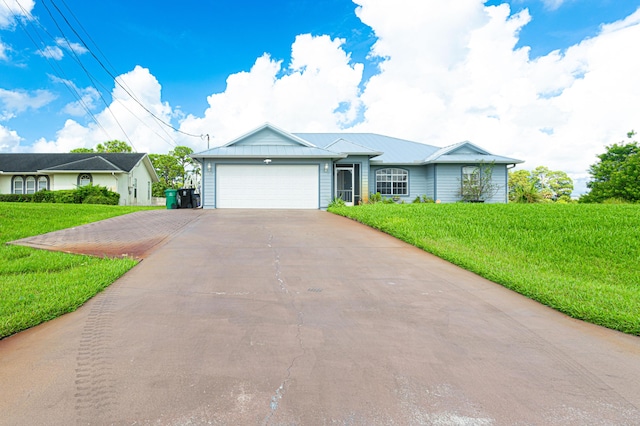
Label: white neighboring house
xmin=0 ymin=153 xmax=159 ymax=206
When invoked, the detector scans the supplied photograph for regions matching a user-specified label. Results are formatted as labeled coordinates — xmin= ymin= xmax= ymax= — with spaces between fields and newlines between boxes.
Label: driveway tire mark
xmin=74 ymin=290 xmax=118 ymax=425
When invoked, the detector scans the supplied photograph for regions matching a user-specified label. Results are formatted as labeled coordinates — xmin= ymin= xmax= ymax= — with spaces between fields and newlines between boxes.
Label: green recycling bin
xmin=164 ymin=189 xmax=178 ymax=209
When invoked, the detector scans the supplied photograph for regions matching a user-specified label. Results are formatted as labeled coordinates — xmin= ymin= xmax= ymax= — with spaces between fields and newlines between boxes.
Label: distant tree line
xmin=508 ymin=166 xmax=574 ymax=203
xmin=579 ymin=131 xmax=639 ymax=203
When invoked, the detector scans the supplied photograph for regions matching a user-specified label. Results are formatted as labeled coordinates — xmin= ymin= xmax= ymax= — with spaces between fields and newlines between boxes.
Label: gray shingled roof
xmin=0 ymin=153 xmax=146 ymax=173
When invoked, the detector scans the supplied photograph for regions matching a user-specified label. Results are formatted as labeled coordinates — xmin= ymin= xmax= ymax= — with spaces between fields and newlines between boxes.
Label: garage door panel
xmin=217 ymin=165 xmax=319 ymax=209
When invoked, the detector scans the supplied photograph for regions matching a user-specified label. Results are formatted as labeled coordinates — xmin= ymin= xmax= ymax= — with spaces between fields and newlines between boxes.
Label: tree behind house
xmin=581 ymin=131 xmax=640 ymax=203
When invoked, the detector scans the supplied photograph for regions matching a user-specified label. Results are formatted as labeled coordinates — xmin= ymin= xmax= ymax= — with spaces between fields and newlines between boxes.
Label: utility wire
xmin=3 ymin=0 xmax=112 ymax=141
xmin=39 ymin=0 xmax=138 ymax=151
xmin=47 ymin=0 xmax=203 ymax=139
xmin=55 ymin=0 xmax=179 ymax=147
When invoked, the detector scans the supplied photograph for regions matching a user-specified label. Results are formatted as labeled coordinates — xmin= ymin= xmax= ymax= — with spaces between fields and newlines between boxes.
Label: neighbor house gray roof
xmin=0 ymin=153 xmax=148 ymax=174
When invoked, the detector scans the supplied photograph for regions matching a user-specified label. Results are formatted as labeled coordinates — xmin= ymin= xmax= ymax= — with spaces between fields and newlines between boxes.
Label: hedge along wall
xmin=0 ymin=185 xmax=120 ymax=205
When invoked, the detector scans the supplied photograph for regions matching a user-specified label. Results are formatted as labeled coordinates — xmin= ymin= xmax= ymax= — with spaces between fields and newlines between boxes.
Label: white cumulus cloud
xmin=179 ymin=34 xmax=363 ymax=146
xmin=0 ymin=0 xmax=34 ymax=28
xmin=37 ymin=45 xmax=64 ymax=60
xmin=25 ymin=0 xmax=640 ymax=197
xmin=32 ymin=66 xmax=181 ymax=154
xmin=349 ymin=0 xmax=640 ymax=191
xmin=0 ymin=123 xmax=22 ymax=152
xmin=0 ymin=88 xmax=56 ymax=116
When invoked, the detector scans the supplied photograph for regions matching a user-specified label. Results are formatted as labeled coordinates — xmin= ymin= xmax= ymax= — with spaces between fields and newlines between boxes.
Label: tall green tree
xmin=508 ymin=169 xmax=541 ymax=203
xmin=170 ymin=146 xmax=197 ymax=185
xmin=70 ymin=147 xmax=95 ymax=153
xmin=581 ymin=131 xmax=640 ymax=203
xmin=508 ymin=166 xmax=573 ymax=202
xmin=530 ymin=166 xmax=573 ymax=200
xmin=96 ymin=140 xmax=133 ymax=153
xmin=149 ymin=153 xmax=181 ymax=197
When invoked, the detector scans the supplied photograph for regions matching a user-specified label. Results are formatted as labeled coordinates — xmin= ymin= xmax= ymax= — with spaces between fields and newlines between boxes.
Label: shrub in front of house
xmin=0 ymin=185 xmax=120 ymax=205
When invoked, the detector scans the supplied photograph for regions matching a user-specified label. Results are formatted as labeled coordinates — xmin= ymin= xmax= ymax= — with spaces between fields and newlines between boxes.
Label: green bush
xmin=602 ymin=197 xmax=633 ymax=204
xmin=54 ymin=190 xmax=81 ymax=204
xmin=1 ymin=185 xmax=120 ymax=205
xmin=32 ymin=190 xmax=56 ymax=203
xmin=328 ymin=197 xmax=346 ymax=208
xmin=83 ymin=195 xmax=119 ymax=205
xmin=368 ymin=192 xmax=383 ymax=204
xmin=0 ymin=194 xmax=34 ymax=202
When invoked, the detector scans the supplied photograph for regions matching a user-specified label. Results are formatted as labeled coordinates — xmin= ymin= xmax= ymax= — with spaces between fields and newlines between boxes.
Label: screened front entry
xmin=335 ymin=166 xmax=353 ymax=206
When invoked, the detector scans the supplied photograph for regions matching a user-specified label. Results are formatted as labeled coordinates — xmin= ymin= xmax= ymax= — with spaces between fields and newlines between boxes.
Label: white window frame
xmin=78 ymin=173 xmax=92 ymax=187
xmin=13 ymin=176 xmax=24 ymax=194
xmin=37 ymin=176 xmax=48 ymax=192
xmin=375 ymin=168 xmax=408 ymax=196
xmin=25 ymin=176 xmax=36 ymax=194
xmin=462 ymin=166 xmax=480 ymax=185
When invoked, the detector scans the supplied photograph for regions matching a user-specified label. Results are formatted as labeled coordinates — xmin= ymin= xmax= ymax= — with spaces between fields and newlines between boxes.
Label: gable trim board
xmin=192 ymin=123 xmax=524 ymax=209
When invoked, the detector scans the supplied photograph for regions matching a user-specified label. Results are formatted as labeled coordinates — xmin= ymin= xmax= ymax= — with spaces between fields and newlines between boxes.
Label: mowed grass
xmin=329 ymin=203 xmax=640 ymax=335
xmin=0 ymin=203 xmax=159 ymax=339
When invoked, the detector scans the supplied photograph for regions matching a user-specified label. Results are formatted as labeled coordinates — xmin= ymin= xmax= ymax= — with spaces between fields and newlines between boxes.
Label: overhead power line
xmin=39 ymin=0 xmax=138 ymax=151
xmin=3 ymin=0 xmax=112 ymax=141
xmin=46 ymin=0 xmax=204 ymax=140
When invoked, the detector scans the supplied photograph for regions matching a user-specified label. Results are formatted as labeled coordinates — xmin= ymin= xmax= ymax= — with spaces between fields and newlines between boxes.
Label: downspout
xmin=433 ymin=164 xmax=438 ymax=202
xmin=506 ymin=163 xmax=516 ymax=203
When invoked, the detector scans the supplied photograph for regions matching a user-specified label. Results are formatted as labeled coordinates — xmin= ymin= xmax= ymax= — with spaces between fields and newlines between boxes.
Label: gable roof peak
xmin=223 ymin=122 xmax=317 ymax=148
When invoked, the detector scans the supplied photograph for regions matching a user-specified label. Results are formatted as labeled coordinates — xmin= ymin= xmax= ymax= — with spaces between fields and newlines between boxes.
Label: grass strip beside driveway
xmin=329 ymin=203 xmax=640 ymax=335
xmin=0 ymin=203 xmax=158 ymax=339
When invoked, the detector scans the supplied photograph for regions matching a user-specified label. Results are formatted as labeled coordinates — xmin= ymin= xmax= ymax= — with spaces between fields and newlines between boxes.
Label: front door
xmin=335 ymin=167 xmax=354 ymax=206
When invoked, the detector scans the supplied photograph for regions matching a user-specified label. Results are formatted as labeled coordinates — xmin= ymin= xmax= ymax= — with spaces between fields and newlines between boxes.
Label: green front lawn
xmin=0 ymin=203 xmax=158 ymax=339
xmin=329 ymin=203 xmax=640 ymax=335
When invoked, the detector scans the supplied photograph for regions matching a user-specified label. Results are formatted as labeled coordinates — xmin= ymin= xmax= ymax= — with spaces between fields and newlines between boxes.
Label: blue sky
xmin=1 ymin=0 xmax=640 ymax=194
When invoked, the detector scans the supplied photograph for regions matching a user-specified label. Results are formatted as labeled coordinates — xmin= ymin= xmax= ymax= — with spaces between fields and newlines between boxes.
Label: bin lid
xmin=164 ymin=189 xmax=178 ymax=195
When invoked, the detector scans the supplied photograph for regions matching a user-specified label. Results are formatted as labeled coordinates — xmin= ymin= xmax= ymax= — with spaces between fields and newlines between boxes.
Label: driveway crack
xmin=264 ymin=233 xmax=306 ymax=424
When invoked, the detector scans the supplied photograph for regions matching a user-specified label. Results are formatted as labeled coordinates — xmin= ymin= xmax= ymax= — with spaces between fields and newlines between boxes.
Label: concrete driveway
xmin=1 ymin=210 xmax=639 ymax=425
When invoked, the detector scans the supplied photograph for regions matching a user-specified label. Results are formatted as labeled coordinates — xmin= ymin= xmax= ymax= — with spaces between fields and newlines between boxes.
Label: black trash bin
xmin=177 ymin=188 xmax=194 ymax=209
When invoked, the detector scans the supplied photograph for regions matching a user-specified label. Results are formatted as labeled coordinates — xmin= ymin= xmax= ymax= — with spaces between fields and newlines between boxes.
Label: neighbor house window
xmin=37 ymin=176 xmax=48 ymax=191
xmin=78 ymin=173 xmax=92 ymax=187
xmin=25 ymin=176 xmax=36 ymax=194
xmin=13 ymin=176 xmax=24 ymax=194
xmin=375 ymin=168 xmax=408 ymax=196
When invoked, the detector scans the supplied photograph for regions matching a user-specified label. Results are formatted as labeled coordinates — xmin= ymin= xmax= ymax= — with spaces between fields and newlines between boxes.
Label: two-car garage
xmin=215 ymin=164 xmax=320 ymax=209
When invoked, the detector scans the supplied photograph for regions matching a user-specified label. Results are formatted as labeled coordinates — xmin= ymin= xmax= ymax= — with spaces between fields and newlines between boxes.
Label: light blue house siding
xmin=433 ymin=163 xmax=508 ymax=203
xmin=369 ymin=165 xmax=429 ymax=202
xmin=201 ymin=158 xmax=333 ymax=209
xmin=425 ymin=165 xmax=435 ymax=200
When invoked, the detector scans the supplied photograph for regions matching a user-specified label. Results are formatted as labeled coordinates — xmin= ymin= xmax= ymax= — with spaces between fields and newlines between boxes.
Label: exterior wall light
xmin=324 ymin=163 xmax=329 ymax=173
xmin=264 ymin=159 xmax=272 ymax=164
xmin=206 ymin=162 xmax=212 ymax=172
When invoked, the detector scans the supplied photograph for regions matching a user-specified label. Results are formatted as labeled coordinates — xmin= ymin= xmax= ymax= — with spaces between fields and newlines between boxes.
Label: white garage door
xmin=217 ymin=164 xmax=319 ymax=209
